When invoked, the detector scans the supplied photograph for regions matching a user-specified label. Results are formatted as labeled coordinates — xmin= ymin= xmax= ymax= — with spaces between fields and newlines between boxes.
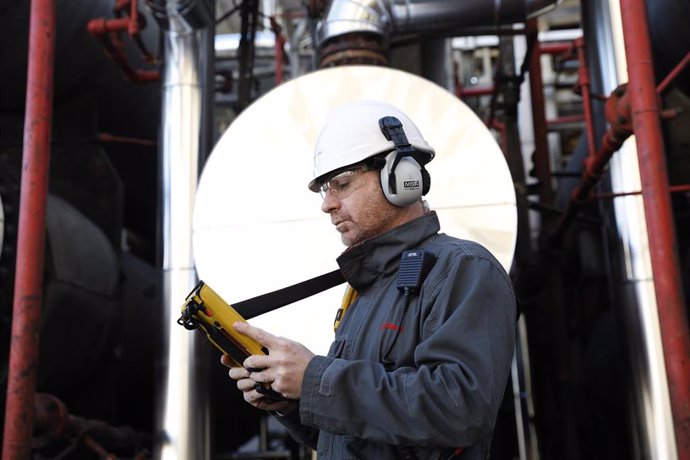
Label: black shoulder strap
xmin=232 ymin=269 xmax=346 ymax=319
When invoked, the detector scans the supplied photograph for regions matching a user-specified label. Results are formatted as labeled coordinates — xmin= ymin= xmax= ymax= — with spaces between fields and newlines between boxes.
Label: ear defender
xmin=378 ymin=116 xmax=430 ymax=207
xmin=380 ymin=152 xmax=423 ymax=206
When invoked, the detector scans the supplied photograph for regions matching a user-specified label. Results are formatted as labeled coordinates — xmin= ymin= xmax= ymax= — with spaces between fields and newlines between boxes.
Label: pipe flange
xmin=605 ymin=83 xmax=633 ymax=139
xmin=319 ymin=33 xmax=388 ymax=68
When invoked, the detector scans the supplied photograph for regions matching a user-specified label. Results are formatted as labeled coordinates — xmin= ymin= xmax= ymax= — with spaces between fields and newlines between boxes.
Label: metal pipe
xmin=620 ymin=0 xmax=690 ymax=457
xmin=2 ymin=0 xmax=55 ymax=457
xmin=581 ymin=1 xmax=677 ymax=457
xmin=550 ymin=46 xmax=690 ymax=242
xmin=592 ymin=184 xmax=690 ymax=201
xmin=144 ymin=0 xmax=213 ymax=458
xmin=34 ymin=393 xmax=149 ymax=456
xmin=237 ymin=0 xmax=259 ymax=110
xmin=317 ymin=0 xmax=560 ymax=65
xmin=574 ymin=37 xmax=597 ymax=157
xmin=527 ymin=19 xmax=554 ymax=204
xmin=318 ymin=0 xmax=561 ymax=46
xmin=97 ymin=132 xmax=158 ymax=146
xmin=546 ymin=114 xmax=584 ymax=127
xmin=457 ymin=85 xmax=495 ymax=98
xmin=549 ymin=84 xmax=631 ymax=243
xmin=538 ymin=41 xmax=573 ymax=55
xmin=87 ymin=0 xmax=161 ymax=84
xmin=657 ymin=51 xmax=690 ymax=95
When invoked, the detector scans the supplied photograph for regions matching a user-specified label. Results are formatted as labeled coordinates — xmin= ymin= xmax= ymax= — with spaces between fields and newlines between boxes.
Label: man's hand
xmin=221 ymin=321 xmax=315 ymax=407
xmin=223 ymin=357 xmax=294 ymax=412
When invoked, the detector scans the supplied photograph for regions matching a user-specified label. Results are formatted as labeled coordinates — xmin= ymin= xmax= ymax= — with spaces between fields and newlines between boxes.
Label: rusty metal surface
xmin=319 ymin=33 xmax=388 ymax=67
xmin=620 ymin=0 xmax=690 ymax=457
xmin=2 ymin=0 xmax=56 ymax=457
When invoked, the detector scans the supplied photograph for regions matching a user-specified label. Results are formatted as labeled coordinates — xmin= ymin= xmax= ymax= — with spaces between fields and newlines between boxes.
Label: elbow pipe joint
xmin=317 ymin=0 xmax=561 ymax=67
xmin=144 ymin=0 xmax=212 ymax=31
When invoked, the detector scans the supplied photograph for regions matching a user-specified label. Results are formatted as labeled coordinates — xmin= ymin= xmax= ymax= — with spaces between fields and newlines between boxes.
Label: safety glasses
xmin=319 ymin=166 xmax=373 ymax=200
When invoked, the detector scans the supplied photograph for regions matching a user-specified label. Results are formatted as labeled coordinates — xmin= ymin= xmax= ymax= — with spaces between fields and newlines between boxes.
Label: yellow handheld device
xmin=178 ymin=281 xmax=266 ymax=367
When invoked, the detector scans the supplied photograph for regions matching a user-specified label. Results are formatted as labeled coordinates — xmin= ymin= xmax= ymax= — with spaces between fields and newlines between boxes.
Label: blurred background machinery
xmin=1 ymin=0 xmax=689 ymax=459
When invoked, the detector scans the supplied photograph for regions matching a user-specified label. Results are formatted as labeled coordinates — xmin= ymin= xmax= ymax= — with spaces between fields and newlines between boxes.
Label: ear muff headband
xmin=378 ymin=116 xmax=430 ymax=207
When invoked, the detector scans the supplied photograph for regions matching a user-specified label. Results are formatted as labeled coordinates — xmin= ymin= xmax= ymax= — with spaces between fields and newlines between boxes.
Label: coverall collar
xmin=336 ymin=211 xmax=440 ymax=291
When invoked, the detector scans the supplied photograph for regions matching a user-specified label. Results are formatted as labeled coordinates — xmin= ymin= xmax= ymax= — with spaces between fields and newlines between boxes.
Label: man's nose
xmin=321 ymin=192 xmax=340 ymax=214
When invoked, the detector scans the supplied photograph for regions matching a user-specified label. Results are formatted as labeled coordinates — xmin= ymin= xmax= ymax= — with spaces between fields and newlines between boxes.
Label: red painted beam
xmin=2 ymin=0 xmax=55 ymax=458
xmin=538 ymin=41 xmax=574 ymax=56
xmin=620 ymin=0 xmax=690 ymax=458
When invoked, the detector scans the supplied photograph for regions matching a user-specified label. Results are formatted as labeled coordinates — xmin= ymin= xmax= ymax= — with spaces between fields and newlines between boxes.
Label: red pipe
xmin=538 ymin=42 xmax=574 ymax=56
xmin=546 ymin=114 xmax=584 ymax=127
xmin=97 ymin=132 xmax=157 ymax=146
xmin=88 ymin=17 xmax=131 ymax=32
xmin=458 ymin=86 xmax=495 ymax=98
xmin=88 ymin=18 xmax=160 ymax=83
xmin=657 ymin=51 xmax=690 ymax=95
xmin=549 ymin=84 xmax=632 ymax=242
xmin=87 ymin=0 xmax=160 ymax=84
xmin=127 ymin=0 xmax=140 ymax=38
xmin=274 ymin=33 xmax=285 ymax=85
xmin=592 ymin=184 xmax=690 ymax=201
xmin=574 ymin=37 xmax=597 ymax=157
xmin=2 ymin=0 xmax=56 ymax=458
xmin=549 ymin=54 xmax=686 ymax=234
xmin=620 ymin=0 xmax=690 ymax=458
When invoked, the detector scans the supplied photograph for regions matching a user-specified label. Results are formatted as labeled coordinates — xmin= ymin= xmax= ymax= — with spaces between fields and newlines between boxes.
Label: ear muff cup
xmin=380 ymin=151 xmax=426 ymax=207
xmin=421 ymin=168 xmax=430 ymax=196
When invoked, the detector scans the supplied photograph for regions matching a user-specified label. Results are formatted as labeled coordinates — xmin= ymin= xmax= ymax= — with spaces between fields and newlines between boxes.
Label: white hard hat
xmin=308 ymin=100 xmax=435 ymax=192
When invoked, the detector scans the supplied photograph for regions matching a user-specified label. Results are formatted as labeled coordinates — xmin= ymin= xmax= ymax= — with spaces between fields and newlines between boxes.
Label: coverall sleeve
xmin=270 ymin=408 xmax=320 ymax=449
xmin=295 ymin=255 xmax=516 ymax=447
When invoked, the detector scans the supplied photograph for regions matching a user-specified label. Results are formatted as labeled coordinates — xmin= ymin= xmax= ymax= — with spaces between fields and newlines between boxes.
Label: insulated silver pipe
xmin=144 ymin=1 xmax=214 ymax=458
xmin=317 ymin=0 xmax=561 ymax=46
xmin=589 ymin=1 xmax=677 ymax=459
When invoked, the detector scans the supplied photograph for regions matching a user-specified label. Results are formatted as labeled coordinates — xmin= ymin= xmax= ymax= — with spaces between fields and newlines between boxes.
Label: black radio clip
xmin=397 ymin=249 xmax=435 ymax=293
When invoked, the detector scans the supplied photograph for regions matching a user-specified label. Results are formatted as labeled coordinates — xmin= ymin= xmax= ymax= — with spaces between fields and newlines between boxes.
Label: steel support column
xmin=620 ymin=0 xmax=690 ymax=458
xmin=2 ymin=0 xmax=56 ymax=458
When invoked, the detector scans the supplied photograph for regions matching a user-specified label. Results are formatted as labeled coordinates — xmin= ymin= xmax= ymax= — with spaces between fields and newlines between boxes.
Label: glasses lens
xmin=319 ymin=167 xmax=369 ymax=200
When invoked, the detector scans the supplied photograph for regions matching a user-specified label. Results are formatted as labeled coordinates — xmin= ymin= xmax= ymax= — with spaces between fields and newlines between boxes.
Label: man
xmin=223 ymin=100 xmax=516 ymax=459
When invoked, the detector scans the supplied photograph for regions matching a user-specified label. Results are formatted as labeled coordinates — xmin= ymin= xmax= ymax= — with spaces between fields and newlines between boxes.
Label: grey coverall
xmin=274 ymin=212 xmax=516 ymax=459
